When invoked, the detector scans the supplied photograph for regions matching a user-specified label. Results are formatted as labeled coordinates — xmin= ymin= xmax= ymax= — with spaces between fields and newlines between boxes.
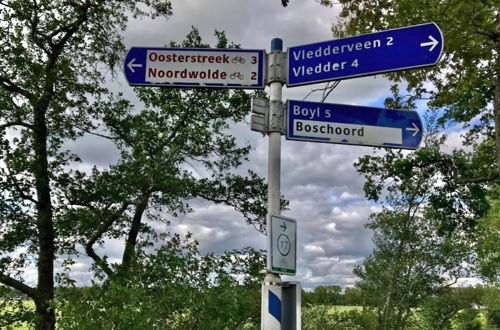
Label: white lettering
xmin=292 ymin=39 xmax=382 ymax=62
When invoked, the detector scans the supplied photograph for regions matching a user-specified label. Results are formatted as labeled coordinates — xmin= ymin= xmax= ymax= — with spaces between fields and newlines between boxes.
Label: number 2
xmin=386 ymin=37 xmax=394 ymax=46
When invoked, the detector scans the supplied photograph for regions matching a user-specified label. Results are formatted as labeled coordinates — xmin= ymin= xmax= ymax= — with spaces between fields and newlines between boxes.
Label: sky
xmin=116 ymin=0 xmax=392 ymax=290
xmin=25 ymin=0 xmax=462 ymax=290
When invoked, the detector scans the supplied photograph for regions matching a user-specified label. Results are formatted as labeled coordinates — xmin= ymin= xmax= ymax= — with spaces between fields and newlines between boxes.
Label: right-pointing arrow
xmin=406 ymin=122 xmax=420 ymax=136
xmin=420 ymin=35 xmax=439 ymax=52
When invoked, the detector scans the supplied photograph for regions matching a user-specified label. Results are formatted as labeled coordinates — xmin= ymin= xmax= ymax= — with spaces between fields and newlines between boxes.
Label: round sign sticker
xmin=277 ymin=234 xmax=291 ymax=256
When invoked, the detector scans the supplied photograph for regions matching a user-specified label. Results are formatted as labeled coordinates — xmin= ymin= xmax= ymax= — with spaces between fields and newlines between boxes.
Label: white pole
xmin=262 ymin=38 xmax=284 ymax=330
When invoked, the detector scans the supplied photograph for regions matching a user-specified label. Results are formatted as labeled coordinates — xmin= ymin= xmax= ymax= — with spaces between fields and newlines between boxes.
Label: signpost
xmin=269 ymin=214 xmax=297 ymax=275
xmin=124 ymin=47 xmax=265 ymax=88
xmin=124 ymin=23 xmax=443 ymax=329
xmin=287 ymin=100 xmax=423 ymax=149
xmin=287 ymin=22 xmax=443 ymax=86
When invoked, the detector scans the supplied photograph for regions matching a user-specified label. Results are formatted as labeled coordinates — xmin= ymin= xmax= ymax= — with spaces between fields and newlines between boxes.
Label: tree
xmin=332 ymin=3 xmax=499 ymax=327
xmin=419 ymin=286 xmax=487 ymax=329
xmin=343 ymin=287 xmax=363 ymax=306
xmin=57 ymin=28 xmax=272 ymax=282
xmin=353 ymin=128 xmax=487 ymax=329
xmin=476 ymin=187 xmax=500 ymax=282
xmin=0 ymin=1 xmax=173 ymax=329
xmin=333 ymin=1 xmax=500 ymax=178
xmin=281 ymin=0 xmax=334 ymax=7
xmin=303 ymin=285 xmax=342 ymax=305
xmin=0 ymin=2 xmax=276 ymax=328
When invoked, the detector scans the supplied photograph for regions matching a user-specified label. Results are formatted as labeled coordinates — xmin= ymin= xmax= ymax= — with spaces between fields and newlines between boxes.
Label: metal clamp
xmin=268 ymin=99 xmax=285 ymax=134
xmin=266 ymin=51 xmax=287 ymax=84
xmin=251 ymin=97 xmax=286 ymax=135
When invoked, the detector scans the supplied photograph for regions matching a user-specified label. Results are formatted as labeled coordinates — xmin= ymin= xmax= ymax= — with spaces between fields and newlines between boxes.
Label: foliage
xmin=333 ymin=3 xmax=499 ymax=329
xmin=483 ymin=285 xmax=500 ymax=329
xmin=476 ymin=188 xmax=500 ymax=282
xmin=0 ymin=1 xmax=274 ymax=329
xmin=281 ymin=0 xmax=334 ymax=7
xmin=0 ymin=296 xmax=34 ymax=329
xmin=343 ymin=287 xmax=363 ymax=306
xmin=55 ymin=234 xmax=264 ymax=329
xmin=353 ymin=129 xmax=485 ymax=329
xmin=57 ymin=27 xmax=273 ymax=285
xmin=418 ymin=286 xmax=486 ymax=330
xmin=332 ymin=0 xmax=499 ymax=158
xmin=302 ymin=306 xmax=377 ymax=330
xmin=0 ymin=1 xmax=176 ymax=328
xmin=303 ymin=285 xmax=342 ymax=305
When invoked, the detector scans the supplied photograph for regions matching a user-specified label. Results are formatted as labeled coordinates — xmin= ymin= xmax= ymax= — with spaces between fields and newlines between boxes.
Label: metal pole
xmin=262 ymin=38 xmax=283 ymax=330
xmin=267 ymin=37 xmax=283 ymax=218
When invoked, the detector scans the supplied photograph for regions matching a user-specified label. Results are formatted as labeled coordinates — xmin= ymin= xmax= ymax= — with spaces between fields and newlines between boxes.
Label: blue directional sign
xmin=287 ymin=100 xmax=423 ymax=149
xmin=288 ymin=23 xmax=443 ymax=86
xmin=124 ymin=47 xmax=265 ymax=89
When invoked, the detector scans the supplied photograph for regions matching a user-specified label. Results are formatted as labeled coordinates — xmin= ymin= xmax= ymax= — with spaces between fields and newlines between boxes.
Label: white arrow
xmin=420 ymin=35 xmax=439 ymax=52
xmin=127 ymin=58 xmax=142 ymax=73
xmin=406 ymin=122 xmax=420 ymax=136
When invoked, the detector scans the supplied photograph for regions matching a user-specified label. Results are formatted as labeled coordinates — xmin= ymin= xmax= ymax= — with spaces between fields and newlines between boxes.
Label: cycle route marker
xmin=124 ymin=47 xmax=265 ymax=89
xmin=269 ymin=214 xmax=297 ymax=275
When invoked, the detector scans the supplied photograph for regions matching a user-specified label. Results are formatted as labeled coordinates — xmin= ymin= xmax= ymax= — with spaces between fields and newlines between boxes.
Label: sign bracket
xmin=266 ymin=51 xmax=287 ymax=84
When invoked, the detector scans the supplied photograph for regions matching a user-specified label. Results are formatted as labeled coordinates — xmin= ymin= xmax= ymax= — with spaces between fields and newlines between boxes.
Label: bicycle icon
xmin=230 ymin=72 xmax=244 ymax=80
xmin=231 ymin=56 xmax=245 ymax=64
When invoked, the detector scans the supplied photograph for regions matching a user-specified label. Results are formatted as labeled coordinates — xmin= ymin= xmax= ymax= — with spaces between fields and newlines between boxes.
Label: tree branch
xmin=0 ymin=77 xmax=35 ymax=102
xmin=27 ymin=0 xmax=50 ymax=55
xmin=0 ymin=1 xmax=15 ymax=9
xmin=0 ymin=271 xmax=38 ymax=299
xmin=84 ymin=203 xmax=130 ymax=278
xmin=75 ymin=126 xmax=116 ymax=140
xmin=48 ymin=1 xmax=93 ymax=53
xmin=456 ymin=171 xmax=500 ymax=184
xmin=302 ymin=81 xmax=340 ymax=101
xmin=0 ymin=121 xmax=35 ymax=131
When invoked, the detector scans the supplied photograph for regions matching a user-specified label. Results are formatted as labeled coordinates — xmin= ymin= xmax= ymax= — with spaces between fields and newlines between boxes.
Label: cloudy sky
xmin=59 ymin=0 xmax=444 ymax=290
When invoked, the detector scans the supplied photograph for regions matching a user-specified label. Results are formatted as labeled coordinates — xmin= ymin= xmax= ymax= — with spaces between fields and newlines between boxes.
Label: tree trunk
xmin=33 ymin=102 xmax=55 ymax=330
xmin=495 ymin=13 xmax=500 ymax=173
xmin=121 ymin=194 xmax=150 ymax=273
xmin=34 ymin=300 xmax=56 ymax=330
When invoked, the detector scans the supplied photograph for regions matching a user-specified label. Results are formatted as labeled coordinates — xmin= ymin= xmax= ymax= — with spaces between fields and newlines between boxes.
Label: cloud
xmin=124 ymin=0 xmax=338 ymax=50
xmin=21 ymin=0 xmax=401 ymax=290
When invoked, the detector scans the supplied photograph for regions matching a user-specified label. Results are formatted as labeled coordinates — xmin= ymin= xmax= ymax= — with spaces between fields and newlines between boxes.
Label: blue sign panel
xmin=287 ymin=100 xmax=423 ymax=149
xmin=124 ymin=47 xmax=265 ymax=89
xmin=288 ymin=23 xmax=443 ymax=86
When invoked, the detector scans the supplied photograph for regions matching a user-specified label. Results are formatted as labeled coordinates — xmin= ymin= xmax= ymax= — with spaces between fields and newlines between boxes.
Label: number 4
xmin=351 ymin=59 xmax=359 ymax=68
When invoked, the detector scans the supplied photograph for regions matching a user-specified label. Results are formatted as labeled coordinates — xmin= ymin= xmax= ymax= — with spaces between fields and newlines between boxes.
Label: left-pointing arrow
xmin=127 ymin=58 xmax=142 ymax=73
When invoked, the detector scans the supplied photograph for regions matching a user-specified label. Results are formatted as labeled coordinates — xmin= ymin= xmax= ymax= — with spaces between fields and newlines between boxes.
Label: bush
xmin=487 ymin=309 xmax=500 ymax=329
xmin=303 ymin=305 xmax=377 ymax=330
xmin=55 ymin=237 xmax=265 ymax=329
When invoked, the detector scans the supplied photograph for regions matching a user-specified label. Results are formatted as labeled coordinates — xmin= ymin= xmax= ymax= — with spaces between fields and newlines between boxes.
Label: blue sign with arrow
xmin=287 ymin=22 xmax=443 ymax=86
xmin=124 ymin=47 xmax=265 ymax=89
xmin=287 ymin=100 xmax=423 ymax=149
